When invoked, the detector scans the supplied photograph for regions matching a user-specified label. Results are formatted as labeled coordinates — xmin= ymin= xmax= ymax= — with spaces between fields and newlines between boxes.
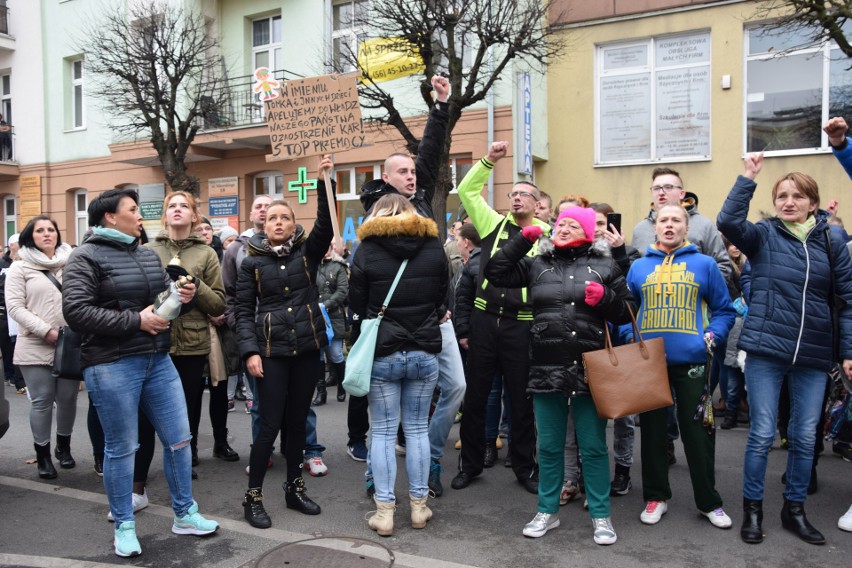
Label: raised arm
xmin=415 ymin=75 xmax=451 ymax=204
xmin=716 ymin=153 xmax=765 ymax=258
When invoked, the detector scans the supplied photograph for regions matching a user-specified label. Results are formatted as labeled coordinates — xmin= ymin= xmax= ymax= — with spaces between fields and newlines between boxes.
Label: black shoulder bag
xmin=40 ymin=271 xmax=83 ymax=381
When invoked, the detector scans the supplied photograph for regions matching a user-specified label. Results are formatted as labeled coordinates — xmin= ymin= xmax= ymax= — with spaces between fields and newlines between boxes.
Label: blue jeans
xmin=304 ymin=406 xmax=325 ymax=458
xmin=743 ymin=354 xmax=828 ymax=503
xmin=428 ymin=321 xmax=466 ymax=461
xmin=85 ymin=353 xmax=194 ymax=525
xmin=368 ymin=350 xmax=438 ymax=503
xmin=321 ymin=338 xmax=345 ymax=364
xmin=613 ymin=414 xmax=635 ymax=467
xmin=722 ymin=364 xmax=744 ymax=412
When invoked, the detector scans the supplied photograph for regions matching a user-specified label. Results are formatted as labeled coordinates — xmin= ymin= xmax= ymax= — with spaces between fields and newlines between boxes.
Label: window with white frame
xmin=745 ymin=24 xmax=852 ymax=154
xmin=332 ymin=0 xmax=368 ymax=73
xmin=254 ymin=171 xmax=284 ymax=199
xmin=1 ymin=74 xmax=10 ymax=124
xmin=71 ymin=59 xmax=85 ymax=129
xmin=595 ymin=31 xmax=711 ymax=165
xmin=4 ymin=195 xmax=15 ymax=245
xmin=74 ymin=189 xmax=88 ymax=245
xmin=252 ymin=16 xmax=282 ymax=74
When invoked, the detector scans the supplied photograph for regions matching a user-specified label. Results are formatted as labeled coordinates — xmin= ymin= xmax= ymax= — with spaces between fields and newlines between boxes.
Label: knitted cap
xmin=555 ymin=206 xmax=596 ymax=239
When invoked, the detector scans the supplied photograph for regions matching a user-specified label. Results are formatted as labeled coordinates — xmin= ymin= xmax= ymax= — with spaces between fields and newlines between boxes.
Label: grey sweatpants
xmin=21 ymin=365 xmax=79 ymax=446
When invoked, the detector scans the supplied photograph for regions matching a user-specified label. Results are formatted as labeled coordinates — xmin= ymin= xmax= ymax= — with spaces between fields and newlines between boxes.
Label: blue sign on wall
xmin=209 ymin=196 xmax=239 ymax=217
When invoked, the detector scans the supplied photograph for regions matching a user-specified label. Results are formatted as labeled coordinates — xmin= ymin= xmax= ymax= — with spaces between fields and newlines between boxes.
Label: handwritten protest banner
xmin=265 ymin=73 xmax=365 ymax=162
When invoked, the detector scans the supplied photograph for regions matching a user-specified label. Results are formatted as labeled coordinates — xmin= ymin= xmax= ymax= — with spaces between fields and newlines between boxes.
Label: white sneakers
xmin=522 ymin=512 xmax=560 ymax=538
xmin=703 ymin=507 xmax=732 ymax=529
xmin=592 ymin=517 xmax=617 ymax=545
xmin=839 ymin=504 xmax=852 ymax=532
xmin=107 ymin=489 xmax=149 ymax=522
xmin=303 ymin=456 xmax=328 ymax=477
xmin=640 ymin=500 xmax=667 ymax=525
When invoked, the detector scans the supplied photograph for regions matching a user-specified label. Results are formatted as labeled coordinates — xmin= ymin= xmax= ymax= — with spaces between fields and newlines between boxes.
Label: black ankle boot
xmin=213 ymin=440 xmax=240 ymax=461
xmin=780 ymin=498 xmax=825 ymax=544
xmin=324 ymin=361 xmax=337 ymax=387
xmin=741 ymin=498 xmax=763 ymax=543
xmin=54 ymin=434 xmax=76 ymax=469
xmin=35 ymin=443 xmax=57 ymax=479
xmin=284 ymin=477 xmax=321 ymax=515
xmin=334 ymin=362 xmax=346 ymax=401
xmin=312 ymin=377 xmax=327 ymax=406
xmin=483 ymin=439 xmax=498 ymax=468
xmin=243 ymin=488 xmax=272 ymax=528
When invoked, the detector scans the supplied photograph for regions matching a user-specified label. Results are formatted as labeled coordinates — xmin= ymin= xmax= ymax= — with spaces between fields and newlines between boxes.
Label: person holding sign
xmin=237 ymin=156 xmax=336 ymax=529
xmin=357 ymin=76 xmax=465 ymax=497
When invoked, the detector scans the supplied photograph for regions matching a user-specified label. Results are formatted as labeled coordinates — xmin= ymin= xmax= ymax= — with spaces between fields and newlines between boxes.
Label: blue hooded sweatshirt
xmin=624 ymin=242 xmax=735 ymax=366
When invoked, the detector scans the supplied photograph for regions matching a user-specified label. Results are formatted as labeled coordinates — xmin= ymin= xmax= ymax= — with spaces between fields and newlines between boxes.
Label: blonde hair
xmin=365 ymin=194 xmax=414 ymax=221
xmin=266 ymin=199 xmax=296 ymax=223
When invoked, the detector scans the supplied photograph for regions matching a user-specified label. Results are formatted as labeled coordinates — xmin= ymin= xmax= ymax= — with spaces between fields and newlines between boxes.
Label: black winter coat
xmin=62 ymin=235 xmax=185 ymax=369
xmin=349 ymin=213 xmax=447 ymax=356
xmin=452 ymin=247 xmax=480 ymax=339
xmin=485 ymin=236 xmax=636 ymax=396
xmin=235 ymin=181 xmax=336 ymax=360
xmin=317 ymin=257 xmax=349 ymax=337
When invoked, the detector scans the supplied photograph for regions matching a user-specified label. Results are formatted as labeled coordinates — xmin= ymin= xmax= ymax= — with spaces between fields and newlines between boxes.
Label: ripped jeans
xmin=85 ymin=353 xmax=194 ymax=526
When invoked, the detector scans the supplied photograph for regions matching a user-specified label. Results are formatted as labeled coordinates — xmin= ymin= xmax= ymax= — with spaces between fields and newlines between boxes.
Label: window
xmin=4 ymin=196 xmax=15 ymax=245
xmin=1 ymin=74 xmax=10 ymax=124
xmin=71 ymin=59 xmax=84 ymax=129
xmin=745 ymin=24 xmax=852 ymax=154
xmin=332 ymin=0 xmax=367 ymax=73
xmin=596 ymin=31 xmax=711 ymax=165
xmin=254 ymin=172 xmax=283 ymax=199
xmin=74 ymin=189 xmax=88 ymax=245
xmin=252 ymin=16 xmax=282 ymax=74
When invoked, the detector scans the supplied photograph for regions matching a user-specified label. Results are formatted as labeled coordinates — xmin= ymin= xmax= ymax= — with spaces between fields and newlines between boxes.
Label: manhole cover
xmin=255 ymin=537 xmax=394 ymax=568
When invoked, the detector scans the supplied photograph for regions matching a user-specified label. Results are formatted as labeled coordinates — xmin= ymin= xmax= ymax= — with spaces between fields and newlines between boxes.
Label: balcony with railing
xmin=110 ymin=69 xmax=302 ymax=165
xmin=0 ymin=2 xmax=13 ymax=52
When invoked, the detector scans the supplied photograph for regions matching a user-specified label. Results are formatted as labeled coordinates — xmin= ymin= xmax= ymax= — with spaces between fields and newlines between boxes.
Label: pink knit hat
xmin=555 ymin=206 xmax=596 ymax=239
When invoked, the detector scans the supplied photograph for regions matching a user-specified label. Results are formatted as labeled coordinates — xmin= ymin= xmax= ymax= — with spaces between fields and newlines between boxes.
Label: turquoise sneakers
xmin=114 ymin=521 xmax=142 ymax=557
xmin=171 ymin=502 xmax=219 ymax=536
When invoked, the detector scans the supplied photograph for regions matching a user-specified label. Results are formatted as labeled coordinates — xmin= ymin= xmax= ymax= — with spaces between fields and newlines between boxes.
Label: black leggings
xmin=248 ymin=352 xmax=320 ymax=488
xmin=134 ymin=355 xmax=206 ymax=484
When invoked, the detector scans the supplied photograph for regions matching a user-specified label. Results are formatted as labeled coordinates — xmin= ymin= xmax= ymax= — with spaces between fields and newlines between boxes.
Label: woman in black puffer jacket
xmin=349 ymin=194 xmax=447 ymax=537
xmin=236 ymin=157 xmax=335 ymax=528
xmin=485 ymin=206 xmax=635 ymax=546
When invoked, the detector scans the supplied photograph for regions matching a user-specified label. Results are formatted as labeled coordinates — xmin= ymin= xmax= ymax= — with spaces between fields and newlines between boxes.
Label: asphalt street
xmin=0 ymin=383 xmax=850 ymax=567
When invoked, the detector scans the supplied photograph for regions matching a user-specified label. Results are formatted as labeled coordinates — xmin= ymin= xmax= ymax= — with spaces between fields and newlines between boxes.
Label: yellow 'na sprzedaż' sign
xmin=357 ymin=37 xmax=425 ymax=84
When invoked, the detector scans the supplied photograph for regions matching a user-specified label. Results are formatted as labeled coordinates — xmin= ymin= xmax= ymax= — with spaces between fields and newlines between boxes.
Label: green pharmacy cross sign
xmin=288 ymin=167 xmax=318 ymax=204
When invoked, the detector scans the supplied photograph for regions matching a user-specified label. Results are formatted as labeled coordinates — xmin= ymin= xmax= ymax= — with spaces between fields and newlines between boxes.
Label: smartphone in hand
xmin=606 ymin=212 xmax=622 ymax=234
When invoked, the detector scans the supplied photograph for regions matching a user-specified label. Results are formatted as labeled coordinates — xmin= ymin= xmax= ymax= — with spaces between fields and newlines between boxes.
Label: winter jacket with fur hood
xmin=235 ymin=181 xmax=336 ymax=360
xmin=349 ymin=212 xmax=447 ymax=357
xmin=485 ymin=235 xmax=635 ymax=396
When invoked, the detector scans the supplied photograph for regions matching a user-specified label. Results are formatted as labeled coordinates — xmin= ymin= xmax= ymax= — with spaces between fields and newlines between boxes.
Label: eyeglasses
xmin=507 ymin=190 xmax=538 ymax=200
xmin=650 ymin=184 xmax=683 ymax=193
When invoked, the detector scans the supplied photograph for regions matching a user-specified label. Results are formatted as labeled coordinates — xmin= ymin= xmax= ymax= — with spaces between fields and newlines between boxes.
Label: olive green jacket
xmin=147 ymin=234 xmax=226 ymax=355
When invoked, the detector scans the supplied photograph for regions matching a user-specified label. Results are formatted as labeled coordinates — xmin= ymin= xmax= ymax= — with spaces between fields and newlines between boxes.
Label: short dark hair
xmin=88 ymin=188 xmax=139 ymax=227
xmin=19 ymin=215 xmax=62 ymax=251
xmin=651 ymin=167 xmax=681 ymax=182
xmin=456 ymin=223 xmax=481 ymax=246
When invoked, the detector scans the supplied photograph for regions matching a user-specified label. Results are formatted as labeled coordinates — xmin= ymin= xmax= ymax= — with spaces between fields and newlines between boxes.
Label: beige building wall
xmin=539 ymin=1 xmax=852 ymax=240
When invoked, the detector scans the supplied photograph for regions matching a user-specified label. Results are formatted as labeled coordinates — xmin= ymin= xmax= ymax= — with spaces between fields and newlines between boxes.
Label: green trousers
xmin=534 ymin=393 xmax=610 ymax=518
xmin=639 ymin=364 xmax=723 ymax=513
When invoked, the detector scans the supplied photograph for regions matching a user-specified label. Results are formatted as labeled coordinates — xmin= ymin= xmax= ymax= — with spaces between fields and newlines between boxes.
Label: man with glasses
xmin=451 ymin=140 xmax=550 ymax=494
xmin=631 ymin=167 xmax=731 ymax=280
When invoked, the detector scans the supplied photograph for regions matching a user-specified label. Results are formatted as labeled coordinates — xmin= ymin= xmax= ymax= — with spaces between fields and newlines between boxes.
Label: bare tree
xmin=337 ymin=0 xmax=567 ymax=231
xmin=754 ymin=1 xmax=851 ymax=58
xmin=78 ymin=1 xmax=225 ymax=195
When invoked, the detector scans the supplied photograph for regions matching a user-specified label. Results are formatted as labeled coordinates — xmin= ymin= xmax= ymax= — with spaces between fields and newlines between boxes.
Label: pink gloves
xmin=521 ymin=225 xmax=543 ymax=242
xmin=584 ymin=281 xmax=605 ymax=307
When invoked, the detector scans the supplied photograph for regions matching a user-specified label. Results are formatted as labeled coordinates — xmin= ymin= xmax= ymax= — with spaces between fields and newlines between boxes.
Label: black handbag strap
xmin=40 ymin=270 xmax=62 ymax=292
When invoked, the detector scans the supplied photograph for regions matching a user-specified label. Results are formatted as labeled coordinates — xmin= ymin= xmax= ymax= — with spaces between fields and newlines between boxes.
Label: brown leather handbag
xmin=582 ymin=306 xmax=672 ymax=419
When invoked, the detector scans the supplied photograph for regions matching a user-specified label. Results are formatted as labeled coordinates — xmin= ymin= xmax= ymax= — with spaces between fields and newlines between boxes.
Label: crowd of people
xmin=1 ymin=79 xmax=852 ymax=557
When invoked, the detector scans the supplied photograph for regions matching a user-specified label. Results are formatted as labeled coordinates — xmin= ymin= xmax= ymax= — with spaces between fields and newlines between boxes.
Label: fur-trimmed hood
xmin=357 ymin=212 xmax=439 ymax=260
xmin=536 ymin=236 xmax=611 ymax=258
